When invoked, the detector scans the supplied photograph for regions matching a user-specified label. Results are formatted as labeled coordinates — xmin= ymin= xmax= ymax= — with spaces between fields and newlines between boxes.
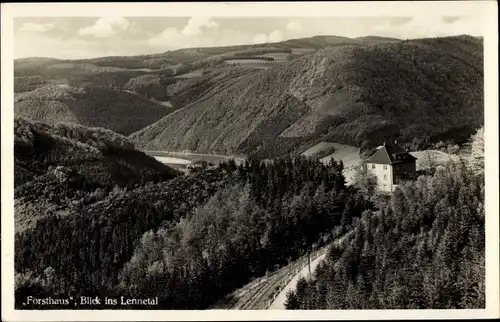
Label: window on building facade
xmin=383 ymin=165 xmax=387 ymax=170
xmin=372 ymin=164 xmax=376 ymax=169
xmin=384 ymin=175 xmax=387 ymax=180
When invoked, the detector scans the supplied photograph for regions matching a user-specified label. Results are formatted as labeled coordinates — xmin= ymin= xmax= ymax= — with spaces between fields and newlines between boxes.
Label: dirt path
xmin=268 ymin=252 xmax=327 ymax=310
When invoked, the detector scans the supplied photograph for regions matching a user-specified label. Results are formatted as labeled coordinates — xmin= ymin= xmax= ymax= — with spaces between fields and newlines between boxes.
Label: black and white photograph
xmin=1 ymin=1 xmax=498 ymax=321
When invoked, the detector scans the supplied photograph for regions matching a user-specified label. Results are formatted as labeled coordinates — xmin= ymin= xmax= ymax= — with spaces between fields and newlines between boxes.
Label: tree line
xmin=15 ymin=155 xmax=372 ymax=309
xmin=285 ymin=128 xmax=485 ymax=309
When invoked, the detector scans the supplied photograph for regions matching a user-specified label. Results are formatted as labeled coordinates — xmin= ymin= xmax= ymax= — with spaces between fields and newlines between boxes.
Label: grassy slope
xmin=131 ymin=35 xmax=483 ymax=158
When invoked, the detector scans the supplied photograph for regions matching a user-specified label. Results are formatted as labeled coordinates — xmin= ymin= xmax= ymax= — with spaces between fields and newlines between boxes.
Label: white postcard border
xmin=1 ymin=2 xmax=498 ymax=321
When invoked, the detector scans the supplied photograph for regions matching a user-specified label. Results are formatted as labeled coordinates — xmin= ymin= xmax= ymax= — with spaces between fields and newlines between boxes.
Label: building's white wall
xmin=367 ymin=163 xmax=393 ymax=192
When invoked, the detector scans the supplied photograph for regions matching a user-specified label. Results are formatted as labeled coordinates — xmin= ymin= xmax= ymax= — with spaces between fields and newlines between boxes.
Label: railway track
xmin=211 ymin=234 xmax=350 ymax=310
xmin=236 ymin=249 xmax=326 ymax=310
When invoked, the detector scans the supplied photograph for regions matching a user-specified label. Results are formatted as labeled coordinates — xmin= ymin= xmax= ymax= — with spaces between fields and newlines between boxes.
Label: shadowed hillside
xmin=14 ymin=117 xmax=179 ymax=232
xmin=131 ymin=35 xmax=483 ymax=158
xmin=15 ymin=85 xmax=173 ymax=135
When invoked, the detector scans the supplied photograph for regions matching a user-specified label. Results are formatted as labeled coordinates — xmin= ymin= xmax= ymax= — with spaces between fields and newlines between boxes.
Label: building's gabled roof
xmin=365 ymin=142 xmax=417 ymax=165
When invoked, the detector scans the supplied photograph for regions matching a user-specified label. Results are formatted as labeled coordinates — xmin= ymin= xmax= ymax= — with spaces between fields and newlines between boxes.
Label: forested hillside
xmin=15 ymin=150 xmax=372 ymax=309
xmin=14 ymin=118 xmax=178 ymax=232
xmin=284 ymin=128 xmax=485 ymax=309
xmin=14 ymin=35 xmax=399 ymax=75
xmin=15 ymin=85 xmax=172 ymax=135
xmin=15 ymin=35 xmax=482 ymax=159
xmin=131 ymin=35 xmax=483 ymax=157
xmin=14 ymin=35 xmax=402 ymax=144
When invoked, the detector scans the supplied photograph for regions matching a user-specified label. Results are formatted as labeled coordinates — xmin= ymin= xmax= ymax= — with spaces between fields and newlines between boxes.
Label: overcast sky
xmin=14 ymin=16 xmax=483 ymax=59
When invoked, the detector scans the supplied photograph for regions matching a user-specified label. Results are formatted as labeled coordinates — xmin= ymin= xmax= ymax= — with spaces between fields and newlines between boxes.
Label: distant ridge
xmin=130 ymin=35 xmax=483 ymax=158
xmin=14 ymin=34 xmax=483 ymax=160
xmin=15 ymin=34 xmax=401 ymax=62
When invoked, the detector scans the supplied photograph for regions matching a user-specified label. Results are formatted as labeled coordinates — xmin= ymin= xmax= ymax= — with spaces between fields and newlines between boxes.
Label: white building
xmin=364 ymin=142 xmax=418 ymax=192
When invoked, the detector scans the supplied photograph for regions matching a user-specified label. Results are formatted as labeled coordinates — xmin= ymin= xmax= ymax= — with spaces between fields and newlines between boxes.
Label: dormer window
xmin=394 ymin=153 xmax=407 ymax=161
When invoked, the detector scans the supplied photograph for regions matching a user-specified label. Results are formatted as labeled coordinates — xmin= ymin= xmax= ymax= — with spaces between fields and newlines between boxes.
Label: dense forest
xmin=284 ymin=128 xmax=485 ymax=309
xmin=15 ymin=117 xmax=372 ymax=309
xmin=15 ymin=85 xmax=172 ymax=135
xmin=14 ymin=118 xmax=178 ymax=232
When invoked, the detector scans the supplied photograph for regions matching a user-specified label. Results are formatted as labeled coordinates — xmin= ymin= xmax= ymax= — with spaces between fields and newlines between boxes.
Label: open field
xmin=291 ymin=48 xmax=317 ymax=55
xmin=177 ymin=69 xmax=205 ymax=78
xmin=224 ymin=59 xmax=285 ymax=65
xmin=410 ymin=150 xmax=461 ymax=170
xmin=319 ymin=142 xmax=362 ymax=168
xmin=301 ymin=141 xmax=338 ymax=157
xmin=257 ymin=53 xmax=291 ymax=60
xmin=301 ymin=141 xmax=362 ymax=185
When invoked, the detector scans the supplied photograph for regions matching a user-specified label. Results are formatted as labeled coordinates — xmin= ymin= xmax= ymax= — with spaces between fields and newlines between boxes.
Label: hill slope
xmin=13 ymin=35 xmax=403 ymax=139
xmin=14 ymin=117 xmax=179 ymax=232
xmin=14 ymin=35 xmax=401 ymax=73
xmin=131 ymin=35 xmax=483 ymax=157
xmin=14 ymin=85 xmax=173 ymax=135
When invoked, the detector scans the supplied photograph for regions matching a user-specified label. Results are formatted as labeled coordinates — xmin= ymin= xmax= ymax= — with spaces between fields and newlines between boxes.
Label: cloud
xmin=18 ymin=22 xmax=55 ymax=33
xmin=15 ymin=16 xmax=484 ymax=60
xmin=15 ymin=28 xmax=156 ymax=60
xmin=442 ymin=17 xmax=461 ymax=24
xmin=287 ymin=21 xmax=303 ymax=33
xmin=252 ymin=34 xmax=268 ymax=44
xmin=181 ymin=17 xmax=219 ymax=36
xmin=372 ymin=15 xmax=483 ymax=39
xmin=16 ymin=32 xmax=94 ymax=59
xmin=147 ymin=27 xmax=255 ymax=51
xmin=147 ymin=17 xmax=237 ymax=50
xmin=78 ymin=16 xmax=130 ymax=38
xmin=253 ymin=29 xmax=283 ymax=44
xmin=148 ymin=27 xmax=180 ymax=45
xmin=269 ymin=30 xmax=283 ymax=42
